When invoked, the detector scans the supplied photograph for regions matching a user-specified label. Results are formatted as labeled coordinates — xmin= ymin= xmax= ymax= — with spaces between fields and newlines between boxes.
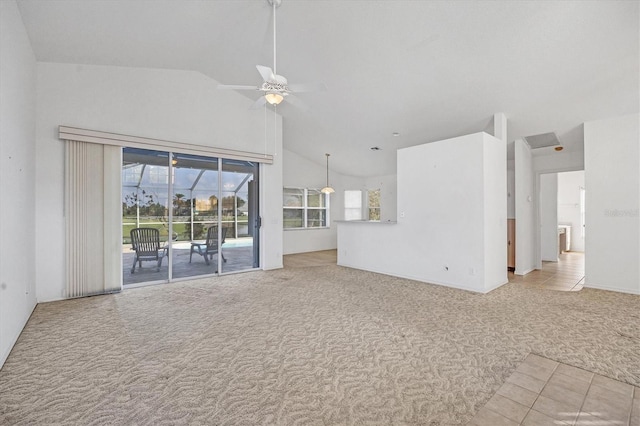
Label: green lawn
xmin=122 ymin=216 xmax=248 ymax=243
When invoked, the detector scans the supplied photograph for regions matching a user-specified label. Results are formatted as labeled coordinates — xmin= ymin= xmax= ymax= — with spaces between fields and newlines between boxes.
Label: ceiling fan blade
xmin=249 ymin=96 xmax=268 ymax=110
xmin=285 ymin=94 xmax=311 ymax=112
xmin=288 ymin=82 xmax=328 ymax=93
xmin=218 ymin=84 xmax=259 ymax=91
xmin=256 ymin=65 xmax=275 ymax=82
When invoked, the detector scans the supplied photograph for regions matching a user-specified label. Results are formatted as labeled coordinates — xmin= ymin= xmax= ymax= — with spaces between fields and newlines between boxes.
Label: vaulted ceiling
xmin=16 ymin=0 xmax=639 ymax=176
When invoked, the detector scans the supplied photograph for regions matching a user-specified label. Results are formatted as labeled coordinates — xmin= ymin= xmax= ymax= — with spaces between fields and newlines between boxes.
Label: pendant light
xmin=321 ymin=153 xmax=335 ymax=194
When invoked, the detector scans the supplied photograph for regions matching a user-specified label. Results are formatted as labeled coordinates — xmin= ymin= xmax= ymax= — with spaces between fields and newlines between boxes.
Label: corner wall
xmin=584 ymin=113 xmax=639 ymax=294
xmin=0 ymin=0 xmax=38 ymax=368
xmin=338 ymin=132 xmax=507 ymax=293
xmin=482 ymin=133 xmax=508 ymax=290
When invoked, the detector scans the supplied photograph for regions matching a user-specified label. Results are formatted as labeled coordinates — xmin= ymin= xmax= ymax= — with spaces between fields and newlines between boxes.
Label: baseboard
xmin=583 ymin=283 xmax=640 ymax=295
xmin=263 ymin=264 xmax=283 ymax=271
xmin=337 ymin=262 xmax=486 ymax=294
xmin=514 ymin=267 xmax=535 ymax=276
xmin=36 ymin=294 xmax=67 ymax=303
xmin=484 ymin=278 xmax=510 ymax=294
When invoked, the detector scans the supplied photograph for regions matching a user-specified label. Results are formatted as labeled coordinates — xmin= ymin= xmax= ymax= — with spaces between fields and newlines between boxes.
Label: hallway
xmin=510 ymin=251 xmax=585 ymax=291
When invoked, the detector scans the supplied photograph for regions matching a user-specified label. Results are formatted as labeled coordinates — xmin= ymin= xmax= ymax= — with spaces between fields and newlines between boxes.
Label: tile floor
xmin=509 ymin=251 xmax=585 ymax=292
xmin=469 ymin=354 xmax=640 ymax=426
xmin=283 ymin=249 xmax=338 ymax=268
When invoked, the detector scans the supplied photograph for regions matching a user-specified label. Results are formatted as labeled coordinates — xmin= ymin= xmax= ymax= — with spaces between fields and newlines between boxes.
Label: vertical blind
xmin=65 ymin=140 xmax=122 ymax=297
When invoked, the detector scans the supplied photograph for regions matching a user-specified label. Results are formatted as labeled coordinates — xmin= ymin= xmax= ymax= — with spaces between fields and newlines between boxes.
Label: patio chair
xmin=190 ymin=226 xmax=227 ymax=265
xmin=130 ymin=228 xmax=167 ymax=273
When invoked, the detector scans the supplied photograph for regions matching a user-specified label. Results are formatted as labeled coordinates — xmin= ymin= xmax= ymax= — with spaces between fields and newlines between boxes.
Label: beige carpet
xmin=1 ymin=265 xmax=639 ymax=425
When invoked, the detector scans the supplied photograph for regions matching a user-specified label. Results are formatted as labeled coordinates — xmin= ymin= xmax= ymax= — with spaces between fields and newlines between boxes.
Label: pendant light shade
xmin=321 ymin=153 xmax=335 ymax=194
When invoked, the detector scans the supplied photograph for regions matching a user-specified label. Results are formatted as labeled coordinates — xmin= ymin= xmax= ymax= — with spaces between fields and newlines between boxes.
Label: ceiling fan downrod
xmin=268 ymin=0 xmax=282 ymax=75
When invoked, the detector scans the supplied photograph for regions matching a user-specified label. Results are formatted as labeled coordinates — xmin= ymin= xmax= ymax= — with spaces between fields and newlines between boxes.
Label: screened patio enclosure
xmin=122 ymin=148 xmax=259 ymax=285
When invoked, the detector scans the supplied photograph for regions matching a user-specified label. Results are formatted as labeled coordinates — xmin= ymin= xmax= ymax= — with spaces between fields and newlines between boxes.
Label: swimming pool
xmin=170 ymin=238 xmax=253 ymax=250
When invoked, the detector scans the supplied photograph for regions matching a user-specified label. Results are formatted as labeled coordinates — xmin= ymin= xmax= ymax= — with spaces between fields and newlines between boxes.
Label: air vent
xmin=523 ymin=132 xmax=560 ymax=149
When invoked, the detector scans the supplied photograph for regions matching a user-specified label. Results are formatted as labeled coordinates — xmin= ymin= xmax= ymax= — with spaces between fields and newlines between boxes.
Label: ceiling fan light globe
xmin=321 ymin=186 xmax=335 ymax=194
xmin=265 ymin=92 xmax=284 ymax=105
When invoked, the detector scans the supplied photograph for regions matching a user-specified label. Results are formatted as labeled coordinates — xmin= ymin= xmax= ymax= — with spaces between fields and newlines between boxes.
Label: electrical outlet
xmin=400 ymin=211 xmax=405 ymax=218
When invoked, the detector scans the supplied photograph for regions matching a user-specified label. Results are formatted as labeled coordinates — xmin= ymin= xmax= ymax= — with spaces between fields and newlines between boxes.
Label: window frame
xmin=283 ymin=187 xmax=331 ymax=230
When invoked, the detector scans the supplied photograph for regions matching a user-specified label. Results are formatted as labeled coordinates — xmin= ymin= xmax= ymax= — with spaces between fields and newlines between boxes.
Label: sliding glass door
xmin=170 ymin=153 xmax=220 ymax=279
xmin=220 ymin=159 xmax=259 ymax=273
xmin=122 ymin=149 xmax=170 ymax=284
xmin=122 ymin=148 xmax=259 ymax=286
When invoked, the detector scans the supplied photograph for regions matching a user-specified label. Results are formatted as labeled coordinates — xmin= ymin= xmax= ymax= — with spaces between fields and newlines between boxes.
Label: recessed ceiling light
xmin=370 ymin=146 xmax=382 ymax=151
xmin=555 ymin=146 xmax=564 ymax=151
xmin=392 ymin=132 xmax=400 ymax=137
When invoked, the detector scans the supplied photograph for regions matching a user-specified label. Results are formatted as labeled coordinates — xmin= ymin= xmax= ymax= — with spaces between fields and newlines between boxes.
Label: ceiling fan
xmin=218 ymin=0 xmax=325 ymax=109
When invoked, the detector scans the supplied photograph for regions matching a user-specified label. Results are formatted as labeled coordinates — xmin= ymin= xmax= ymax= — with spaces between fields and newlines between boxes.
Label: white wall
xmin=261 ymin=114 xmax=284 ymax=270
xmin=0 ymin=0 xmax=38 ymax=367
xmin=36 ymin=62 xmax=283 ymax=302
xmin=338 ymin=132 xmax=507 ymax=293
xmin=483 ymin=135 xmax=508 ymax=289
xmin=507 ymin=163 xmax=516 ymax=219
xmin=539 ymin=173 xmax=558 ymax=261
xmin=515 ymin=139 xmax=536 ymax=275
xmin=396 ymin=133 xmax=488 ymax=292
xmin=282 ymin=149 xmax=364 ymax=254
xmin=557 ymin=171 xmax=585 ymax=252
xmin=584 ymin=114 xmax=639 ymax=295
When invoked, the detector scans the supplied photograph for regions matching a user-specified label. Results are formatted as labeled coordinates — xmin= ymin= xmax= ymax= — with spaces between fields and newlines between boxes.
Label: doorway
xmin=121 ymin=148 xmax=260 ymax=285
xmin=538 ymin=170 xmax=585 ymax=289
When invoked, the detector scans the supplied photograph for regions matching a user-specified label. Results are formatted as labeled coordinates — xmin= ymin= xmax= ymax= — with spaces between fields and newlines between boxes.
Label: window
xmin=344 ymin=190 xmax=362 ymax=221
xmin=283 ymin=188 xmax=329 ymax=229
xmin=368 ymin=189 xmax=381 ymax=221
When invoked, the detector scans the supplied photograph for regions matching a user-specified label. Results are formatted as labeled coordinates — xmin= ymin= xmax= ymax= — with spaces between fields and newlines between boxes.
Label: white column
xmin=494 ymin=112 xmax=508 ymax=143
xmin=514 ymin=139 xmax=536 ymax=275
